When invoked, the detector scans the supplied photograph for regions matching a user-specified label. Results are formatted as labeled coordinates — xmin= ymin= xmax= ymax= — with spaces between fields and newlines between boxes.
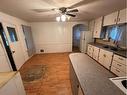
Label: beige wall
xmin=30 ymin=22 xmax=88 ymax=53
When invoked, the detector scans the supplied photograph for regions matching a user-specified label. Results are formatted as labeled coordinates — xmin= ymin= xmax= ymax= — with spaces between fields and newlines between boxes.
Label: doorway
xmin=0 ymin=23 xmax=17 ymax=71
xmin=22 ymin=25 xmax=35 ymax=57
xmin=72 ymin=24 xmax=85 ymax=52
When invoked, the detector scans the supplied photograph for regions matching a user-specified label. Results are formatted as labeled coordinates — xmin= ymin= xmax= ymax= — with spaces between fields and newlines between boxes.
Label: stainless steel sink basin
xmin=121 ymin=80 xmax=127 ymax=89
xmin=103 ymin=45 xmax=109 ymax=48
xmin=103 ymin=45 xmax=118 ymax=51
xmin=110 ymin=77 xmax=127 ymax=94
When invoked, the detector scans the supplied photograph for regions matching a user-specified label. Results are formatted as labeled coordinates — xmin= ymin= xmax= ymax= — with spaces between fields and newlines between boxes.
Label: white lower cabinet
xmin=98 ymin=49 xmax=113 ymax=70
xmin=111 ymin=54 xmax=127 ymax=76
xmin=87 ymin=45 xmax=126 ymax=76
xmin=0 ymin=72 xmax=26 ymax=95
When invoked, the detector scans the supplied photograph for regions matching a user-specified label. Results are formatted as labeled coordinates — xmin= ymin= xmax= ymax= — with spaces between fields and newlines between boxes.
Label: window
xmin=7 ymin=27 xmax=18 ymax=42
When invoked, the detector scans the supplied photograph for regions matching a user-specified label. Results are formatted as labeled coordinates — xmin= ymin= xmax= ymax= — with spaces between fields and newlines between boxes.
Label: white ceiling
xmin=0 ymin=0 xmax=126 ymax=22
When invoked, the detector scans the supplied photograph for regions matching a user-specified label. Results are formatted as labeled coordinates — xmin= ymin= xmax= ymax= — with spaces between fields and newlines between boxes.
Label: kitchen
xmin=0 ymin=0 xmax=126 ymax=95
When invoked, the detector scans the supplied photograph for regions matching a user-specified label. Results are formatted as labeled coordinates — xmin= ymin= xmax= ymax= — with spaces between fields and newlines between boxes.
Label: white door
xmin=0 ymin=36 xmax=12 ymax=72
xmin=2 ymin=23 xmax=24 ymax=70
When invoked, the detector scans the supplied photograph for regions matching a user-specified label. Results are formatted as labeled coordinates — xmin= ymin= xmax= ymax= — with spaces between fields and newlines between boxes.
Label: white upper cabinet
xmin=117 ymin=8 xmax=127 ymax=24
xmin=93 ymin=17 xmax=103 ymax=38
xmin=103 ymin=11 xmax=118 ymax=26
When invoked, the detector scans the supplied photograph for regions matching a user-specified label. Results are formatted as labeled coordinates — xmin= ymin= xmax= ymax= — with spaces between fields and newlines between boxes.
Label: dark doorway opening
xmin=0 ymin=23 xmax=17 ymax=71
xmin=72 ymin=24 xmax=85 ymax=52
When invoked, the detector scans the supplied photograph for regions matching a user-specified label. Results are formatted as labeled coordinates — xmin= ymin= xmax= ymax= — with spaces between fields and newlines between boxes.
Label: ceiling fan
xmin=32 ymin=0 xmax=95 ymax=21
xmin=33 ymin=7 xmax=79 ymax=17
xmin=32 ymin=0 xmax=95 ymax=17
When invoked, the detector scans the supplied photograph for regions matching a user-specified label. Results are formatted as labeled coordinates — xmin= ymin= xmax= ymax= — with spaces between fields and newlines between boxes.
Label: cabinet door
xmin=14 ymin=72 xmax=26 ymax=95
xmin=93 ymin=46 xmax=100 ymax=61
xmin=87 ymin=45 xmax=93 ymax=57
xmin=103 ymin=11 xmax=118 ymax=26
xmin=117 ymin=8 xmax=127 ymax=24
xmin=98 ymin=49 xmax=105 ymax=65
xmin=0 ymin=76 xmax=18 ymax=95
xmin=103 ymin=51 xmax=113 ymax=70
xmin=99 ymin=49 xmax=113 ymax=70
xmin=70 ymin=63 xmax=79 ymax=95
xmin=93 ymin=17 xmax=103 ymax=38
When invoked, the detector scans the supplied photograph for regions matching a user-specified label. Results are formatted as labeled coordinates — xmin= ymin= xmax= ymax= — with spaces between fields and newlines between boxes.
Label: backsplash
xmin=95 ymin=39 xmax=127 ymax=50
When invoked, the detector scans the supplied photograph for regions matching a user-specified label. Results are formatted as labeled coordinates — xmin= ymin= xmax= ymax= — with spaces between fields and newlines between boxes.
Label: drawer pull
xmin=103 ymin=54 xmax=106 ymax=57
xmin=116 ymin=69 xmax=120 ymax=72
xmin=119 ymin=58 xmax=123 ymax=60
xmin=117 ymin=64 xmax=122 ymax=67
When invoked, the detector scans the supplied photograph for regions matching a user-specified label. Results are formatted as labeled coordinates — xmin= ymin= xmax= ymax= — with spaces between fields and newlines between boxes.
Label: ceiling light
xmin=61 ymin=15 xmax=66 ymax=22
xmin=56 ymin=16 xmax=60 ymax=22
xmin=67 ymin=16 xmax=71 ymax=20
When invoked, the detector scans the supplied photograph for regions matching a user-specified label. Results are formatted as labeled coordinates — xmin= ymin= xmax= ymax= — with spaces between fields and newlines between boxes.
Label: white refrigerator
xmin=80 ymin=31 xmax=93 ymax=53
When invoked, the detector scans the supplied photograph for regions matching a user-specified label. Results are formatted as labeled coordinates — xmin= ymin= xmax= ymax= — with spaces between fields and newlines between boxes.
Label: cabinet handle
xmin=103 ymin=54 xmax=106 ymax=57
xmin=117 ymin=64 xmax=122 ymax=67
xmin=116 ymin=69 xmax=120 ymax=72
xmin=119 ymin=57 xmax=123 ymax=60
xmin=12 ymin=51 xmax=15 ymax=54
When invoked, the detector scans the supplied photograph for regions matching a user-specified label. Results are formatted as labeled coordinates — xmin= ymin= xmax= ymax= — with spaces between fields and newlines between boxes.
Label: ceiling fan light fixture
xmin=61 ymin=15 xmax=66 ymax=22
xmin=67 ymin=16 xmax=71 ymax=20
xmin=56 ymin=16 xmax=60 ymax=22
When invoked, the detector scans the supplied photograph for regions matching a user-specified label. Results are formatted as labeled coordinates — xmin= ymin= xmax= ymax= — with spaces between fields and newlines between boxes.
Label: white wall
xmin=0 ymin=12 xmax=29 ymax=70
xmin=31 ymin=22 xmax=88 ymax=53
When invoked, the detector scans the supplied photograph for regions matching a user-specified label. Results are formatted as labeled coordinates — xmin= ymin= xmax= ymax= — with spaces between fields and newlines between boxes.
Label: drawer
xmin=113 ymin=54 xmax=126 ymax=65
xmin=111 ymin=66 xmax=126 ymax=77
xmin=112 ymin=61 xmax=127 ymax=73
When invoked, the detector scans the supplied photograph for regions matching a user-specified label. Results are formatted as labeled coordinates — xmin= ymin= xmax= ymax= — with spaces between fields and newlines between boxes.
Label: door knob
xmin=12 ymin=51 xmax=15 ymax=53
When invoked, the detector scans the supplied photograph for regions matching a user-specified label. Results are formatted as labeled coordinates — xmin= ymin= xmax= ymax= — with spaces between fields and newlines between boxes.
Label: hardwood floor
xmin=19 ymin=53 xmax=72 ymax=95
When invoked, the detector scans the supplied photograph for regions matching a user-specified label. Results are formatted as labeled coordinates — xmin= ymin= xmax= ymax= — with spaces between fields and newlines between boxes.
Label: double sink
xmin=103 ymin=45 xmax=119 ymax=51
xmin=110 ymin=77 xmax=127 ymax=94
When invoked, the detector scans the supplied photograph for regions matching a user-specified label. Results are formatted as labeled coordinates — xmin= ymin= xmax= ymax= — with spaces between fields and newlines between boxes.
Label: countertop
xmin=69 ymin=53 xmax=125 ymax=95
xmin=0 ymin=71 xmax=17 ymax=88
xmin=89 ymin=42 xmax=127 ymax=58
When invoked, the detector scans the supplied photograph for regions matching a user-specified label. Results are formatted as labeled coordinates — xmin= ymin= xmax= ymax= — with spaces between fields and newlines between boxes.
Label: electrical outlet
xmin=40 ymin=49 xmax=44 ymax=52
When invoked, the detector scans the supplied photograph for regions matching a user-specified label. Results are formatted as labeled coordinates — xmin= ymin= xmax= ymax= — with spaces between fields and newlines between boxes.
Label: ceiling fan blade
xmin=66 ymin=14 xmax=76 ymax=17
xmin=32 ymin=9 xmax=53 ymax=13
xmin=68 ymin=0 xmax=96 ymax=9
xmin=67 ymin=9 xmax=78 ymax=13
